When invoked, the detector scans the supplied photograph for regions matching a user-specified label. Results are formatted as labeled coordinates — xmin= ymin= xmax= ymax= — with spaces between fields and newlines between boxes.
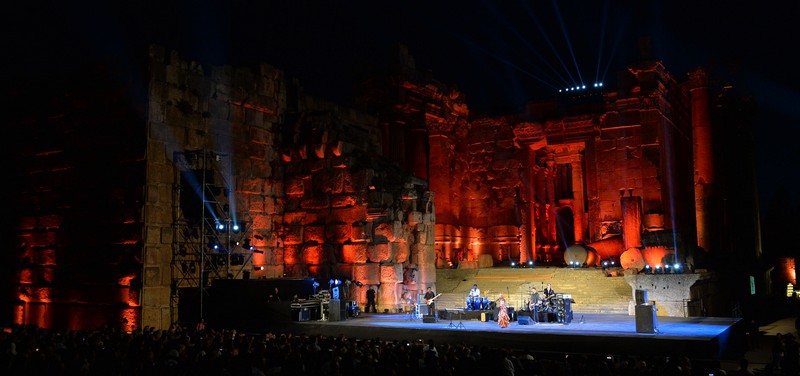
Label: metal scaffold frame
xmin=169 ymin=149 xmax=253 ymax=325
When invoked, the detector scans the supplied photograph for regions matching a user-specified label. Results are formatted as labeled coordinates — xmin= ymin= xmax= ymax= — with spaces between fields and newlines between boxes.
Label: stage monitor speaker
xmin=635 ymin=304 xmax=657 ymax=333
xmin=518 ymin=315 xmax=531 ymax=325
xmin=422 ymin=315 xmax=437 ymax=323
xmin=635 ymin=289 xmax=649 ymax=305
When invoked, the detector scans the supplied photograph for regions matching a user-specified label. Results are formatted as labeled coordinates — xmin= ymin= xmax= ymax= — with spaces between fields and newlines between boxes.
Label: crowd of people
xmin=0 ymin=321 xmax=784 ymax=376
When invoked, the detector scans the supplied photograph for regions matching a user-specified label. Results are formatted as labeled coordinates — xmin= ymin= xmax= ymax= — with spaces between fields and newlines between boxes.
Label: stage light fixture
xmin=232 ymin=224 xmax=240 ymax=233
xmin=527 ymin=260 xmax=534 ymax=267
xmin=217 ymin=223 xmax=225 ymax=231
xmin=510 ymin=261 xmax=517 ymax=268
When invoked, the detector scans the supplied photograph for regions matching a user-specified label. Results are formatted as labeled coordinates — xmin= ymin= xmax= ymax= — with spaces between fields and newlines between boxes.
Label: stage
xmin=265 ymin=309 xmax=746 ymax=361
xmin=196 ymin=280 xmax=746 ymax=361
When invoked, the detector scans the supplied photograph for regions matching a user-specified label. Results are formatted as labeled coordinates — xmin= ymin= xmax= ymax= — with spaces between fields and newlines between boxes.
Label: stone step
xmin=434 ymin=266 xmax=633 ymax=315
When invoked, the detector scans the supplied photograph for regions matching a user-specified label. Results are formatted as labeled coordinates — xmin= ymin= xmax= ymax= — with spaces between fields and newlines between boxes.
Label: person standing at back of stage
xmin=365 ymin=286 xmax=377 ymax=313
xmin=497 ymin=293 xmax=510 ymax=328
xmin=542 ymin=283 xmax=555 ymax=300
xmin=269 ymin=287 xmax=281 ymax=302
xmin=424 ymin=286 xmax=437 ymax=316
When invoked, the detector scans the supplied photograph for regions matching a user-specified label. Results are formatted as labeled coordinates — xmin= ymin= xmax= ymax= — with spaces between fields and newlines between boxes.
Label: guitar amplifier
xmin=416 ymin=304 xmax=428 ymax=317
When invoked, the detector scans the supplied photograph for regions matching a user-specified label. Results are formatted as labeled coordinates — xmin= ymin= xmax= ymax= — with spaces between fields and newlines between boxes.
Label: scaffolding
xmin=170 ymin=149 xmax=252 ymax=325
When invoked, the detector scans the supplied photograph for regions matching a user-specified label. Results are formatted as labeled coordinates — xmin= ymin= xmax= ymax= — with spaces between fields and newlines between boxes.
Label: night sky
xmin=3 ymin=0 xmax=799 ymax=209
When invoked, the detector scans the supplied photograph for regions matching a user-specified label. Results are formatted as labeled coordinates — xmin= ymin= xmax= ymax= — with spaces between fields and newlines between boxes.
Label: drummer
xmin=467 ymin=283 xmax=481 ymax=310
xmin=468 ymin=283 xmax=481 ymax=298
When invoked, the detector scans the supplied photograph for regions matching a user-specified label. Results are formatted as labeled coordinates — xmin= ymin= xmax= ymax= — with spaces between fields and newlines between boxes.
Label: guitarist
xmin=424 ymin=286 xmax=438 ymax=317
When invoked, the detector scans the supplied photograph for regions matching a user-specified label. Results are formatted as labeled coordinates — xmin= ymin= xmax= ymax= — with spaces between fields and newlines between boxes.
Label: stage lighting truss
xmin=171 ymin=149 xmax=260 ymax=292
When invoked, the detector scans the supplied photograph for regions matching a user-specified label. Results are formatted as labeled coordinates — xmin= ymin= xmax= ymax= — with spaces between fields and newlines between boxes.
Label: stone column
xmin=689 ymin=69 xmax=714 ymax=253
xmin=519 ymin=148 xmax=536 ymax=264
xmin=571 ymin=159 xmax=586 ymax=243
xmin=621 ymin=191 xmax=643 ymax=250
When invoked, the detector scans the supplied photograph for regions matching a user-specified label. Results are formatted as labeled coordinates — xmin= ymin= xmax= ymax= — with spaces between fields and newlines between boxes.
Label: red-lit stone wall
xmin=10 ymin=64 xmax=146 ymax=331
xmin=413 ymin=61 xmax=697 ymax=268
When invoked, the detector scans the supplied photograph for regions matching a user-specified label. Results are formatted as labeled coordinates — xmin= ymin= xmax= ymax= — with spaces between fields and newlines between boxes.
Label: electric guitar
xmin=426 ymin=293 xmax=442 ymax=305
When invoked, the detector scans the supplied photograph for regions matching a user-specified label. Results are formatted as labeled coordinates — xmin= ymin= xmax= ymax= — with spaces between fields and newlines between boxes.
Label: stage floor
xmin=274 ymin=312 xmax=745 ymax=360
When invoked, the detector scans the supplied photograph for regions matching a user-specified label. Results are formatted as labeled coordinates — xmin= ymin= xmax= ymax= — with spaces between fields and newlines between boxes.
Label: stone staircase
xmin=434 ymin=266 xmax=633 ymax=315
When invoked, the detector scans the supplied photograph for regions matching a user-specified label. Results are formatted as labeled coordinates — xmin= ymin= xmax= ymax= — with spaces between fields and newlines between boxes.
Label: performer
xmin=269 ymin=287 xmax=281 ymax=302
xmin=424 ymin=286 xmax=438 ymax=316
xmin=365 ymin=286 xmax=377 ymax=313
xmin=402 ymin=291 xmax=415 ymax=320
xmin=542 ymin=283 xmax=555 ymax=300
xmin=529 ymin=287 xmax=542 ymax=323
xmin=467 ymin=283 xmax=481 ymax=310
xmin=468 ymin=283 xmax=481 ymax=298
xmin=497 ymin=293 xmax=510 ymax=328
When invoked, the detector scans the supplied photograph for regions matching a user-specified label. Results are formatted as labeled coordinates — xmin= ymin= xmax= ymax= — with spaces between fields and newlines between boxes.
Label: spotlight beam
xmin=550 ymin=0 xmax=585 ymax=86
xmin=519 ymin=0 xmax=579 ymax=87
xmin=594 ymin=1 xmax=610 ymax=85
xmin=486 ymin=1 xmax=573 ymax=87
xmin=454 ymin=34 xmax=564 ymax=91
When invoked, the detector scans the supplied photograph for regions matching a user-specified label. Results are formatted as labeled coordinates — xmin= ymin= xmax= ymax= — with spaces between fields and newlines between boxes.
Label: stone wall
xmin=11 ymin=63 xmax=147 ymax=331
xmin=144 ymin=46 xmax=437 ymax=325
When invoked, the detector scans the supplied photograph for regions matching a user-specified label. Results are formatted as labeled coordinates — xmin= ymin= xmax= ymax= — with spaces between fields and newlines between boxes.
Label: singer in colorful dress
xmin=497 ymin=293 xmax=510 ymax=328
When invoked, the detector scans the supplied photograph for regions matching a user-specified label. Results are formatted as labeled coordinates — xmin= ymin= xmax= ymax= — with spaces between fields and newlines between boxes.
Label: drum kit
xmin=535 ymin=296 xmax=558 ymax=313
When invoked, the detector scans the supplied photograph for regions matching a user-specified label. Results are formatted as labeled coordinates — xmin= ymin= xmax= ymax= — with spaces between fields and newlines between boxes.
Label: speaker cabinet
xmin=328 ymin=299 xmax=348 ymax=321
xmin=518 ymin=315 xmax=531 ymax=325
xmin=635 ymin=304 xmax=657 ymax=333
xmin=422 ymin=315 xmax=437 ymax=323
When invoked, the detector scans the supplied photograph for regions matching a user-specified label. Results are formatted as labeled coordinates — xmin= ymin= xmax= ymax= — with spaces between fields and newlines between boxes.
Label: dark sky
xmin=4 ymin=0 xmax=799 ymax=208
